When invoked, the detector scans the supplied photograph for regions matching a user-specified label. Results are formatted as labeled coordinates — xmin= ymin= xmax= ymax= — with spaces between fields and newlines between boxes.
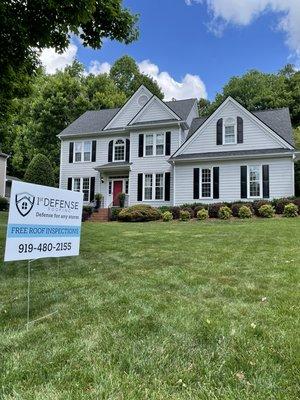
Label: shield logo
xmin=15 ymin=192 xmax=35 ymax=217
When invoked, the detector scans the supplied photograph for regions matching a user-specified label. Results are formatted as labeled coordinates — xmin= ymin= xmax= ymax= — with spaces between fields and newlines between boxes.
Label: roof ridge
xmin=253 ymin=107 xmax=289 ymax=113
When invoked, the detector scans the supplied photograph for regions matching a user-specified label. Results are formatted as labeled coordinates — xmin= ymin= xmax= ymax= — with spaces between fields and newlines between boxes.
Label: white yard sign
xmin=4 ymin=181 xmax=83 ymax=262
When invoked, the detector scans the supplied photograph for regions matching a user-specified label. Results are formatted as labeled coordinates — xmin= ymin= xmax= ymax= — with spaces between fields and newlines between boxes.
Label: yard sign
xmin=4 ymin=181 xmax=83 ymax=262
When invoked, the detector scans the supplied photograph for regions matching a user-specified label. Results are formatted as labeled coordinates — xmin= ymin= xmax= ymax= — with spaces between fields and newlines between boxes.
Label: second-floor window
xmin=144 ymin=133 xmax=165 ymax=156
xmin=74 ymin=141 xmax=92 ymax=162
xmin=114 ymin=139 xmax=125 ymax=161
xmin=224 ymin=118 xmax=236 ymax=144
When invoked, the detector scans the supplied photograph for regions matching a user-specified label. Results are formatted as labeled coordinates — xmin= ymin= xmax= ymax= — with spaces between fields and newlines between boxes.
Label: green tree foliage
xmin=0 ymin=0 xmax=139 ymax=119
xmin=24 ymin=154 xmax=55 ymax=187
xmin=110 ymin=56 xmax=163 ymax=99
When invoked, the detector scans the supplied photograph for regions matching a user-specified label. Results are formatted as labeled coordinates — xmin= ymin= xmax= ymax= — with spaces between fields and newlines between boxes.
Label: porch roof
xmin=94 ymin=162 xmax=131 ymax=172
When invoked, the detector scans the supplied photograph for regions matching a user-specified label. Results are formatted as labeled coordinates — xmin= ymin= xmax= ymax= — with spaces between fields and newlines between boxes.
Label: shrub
xmin=283 ymin=203 xmax=298 ymax=217
xmin=197 ymin=209 xmax=208 ymax=220
xmin=82 ymin=206 xmax=92 ymax=222
xmin=292 ymin=197 xmax=300 ymax=209
xmin=110 ymin=207 xmax=122 ymax=221
xmin=118 ymin=205 xmax=161 ymax=222
xmin=258 ymin=204 xmax=275 ymax=218
xmin=162 ymin=211 xmax=173 ymax=222
xmin=158 ymin=206 xmax=171 ymax=214
xmin=94 ymin=193 xmax=103 ymax=209
xmin=118 ymin=192 xmax=126 ymax=208
xmin=208 ymin=203 xmax=223 ymax=218
xmin=170 ymin=206 xmax=181 ymax=220
xmin=238 ymin=205 xmax=253 ymax=219
xmin=179 ymin=210 xmax=191 ymax=221
xmin=0 ymin=196 xmax=8 ymax=211
xmin=218 ymin=206 xmax=232 ymax=220
xmin=194 ymin=205 xmax=208 ymax=218
xmin=252 ymin=200 xmax=270 ymax=216
xmin=231 ymin=202 xmax=253 ymax=217
xmin=181 ymin=207 xmax=193 ymax=219
xmin=24 ymin=154 xmax=55 ymax=187
xmin=272 ymin=198 xmax=291 ymax=214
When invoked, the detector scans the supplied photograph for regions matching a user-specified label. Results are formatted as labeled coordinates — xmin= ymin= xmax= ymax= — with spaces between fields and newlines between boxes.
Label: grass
xmin=0 ymin=212 xmax=299 ymax=399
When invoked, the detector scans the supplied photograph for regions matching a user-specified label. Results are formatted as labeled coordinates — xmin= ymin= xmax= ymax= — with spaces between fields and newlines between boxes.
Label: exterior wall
xmin=0 ymin=157 xmax=7 ymax=197
xmin=174 ymin=156 xmax=295 ymax=205
xmin=132 ymin=98 xmax=177 ymax=123
xmin=182 ymin=101 xmax=287 ymax=155
xmin=128 ymin=127 xmax=180 ymax=207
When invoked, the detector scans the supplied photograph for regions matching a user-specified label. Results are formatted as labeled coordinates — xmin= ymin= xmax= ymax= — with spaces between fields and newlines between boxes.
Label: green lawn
xmin=0 ymin=213 xmax=299 ymax=399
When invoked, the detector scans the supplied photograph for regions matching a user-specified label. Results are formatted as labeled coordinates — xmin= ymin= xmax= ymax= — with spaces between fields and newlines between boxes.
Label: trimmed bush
xmin=283 ymin=203 xmax=298 ymax=217
xmin=158 ymin=206 xmax=171 ymax=214
xmin=118 ymin=205 xmax=161 ymax=222
xmin=0 ymin=196 xmax=8 ymax=211
xmin=272 ymin=198 xmax=291 ymax=214
xmin=208 ymin=203 xmax=223 ymax=218
xmin=231 ymin=202 xmax=254 ymax=217
xmin=24 ymin=153 xmax=55 ymax=186
xmin=110 ymin=207 xmax=122 ymax=221
xmin=218 ymin=206 xmax=232 ymax=220
xmin=194 ymin=205 xmax=208 ymax=218
xmin=118 ymin=192 xmax=126 ymax=208
xmin=162 ymin=211 xmax=173 ymax=222
xmin=252 ymin=200 xmax=270 ymax=216
xmin=82 ymin=206 xmax=93 ymax=222
xmin=258 ymin=204 xmax=275 ymax=218
xmin=179 ymin=210 xmax=190 ymax=221
xmin=181 ymin=207 xmax=193 ymax=219
xmin=170 ymin=206 xmax=181 ymax=220
xmin=238 ymin=205 xmax=253 ymax=219
xmin=197 ymin=208 xmax=208 ymax=220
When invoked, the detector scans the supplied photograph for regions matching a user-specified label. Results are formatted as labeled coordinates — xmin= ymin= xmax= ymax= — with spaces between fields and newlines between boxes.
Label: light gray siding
xmin=174 ymin=156 xmax=294 ymax=205
xmin=132 ymin=98 xmax=177 ymax=123
xmin=181 ymin=101 xmax=288 ymax=155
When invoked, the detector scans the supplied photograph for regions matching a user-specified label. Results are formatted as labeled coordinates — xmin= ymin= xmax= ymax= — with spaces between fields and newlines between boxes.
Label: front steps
xmin=89 ymin=208 xmax=109 ymax=222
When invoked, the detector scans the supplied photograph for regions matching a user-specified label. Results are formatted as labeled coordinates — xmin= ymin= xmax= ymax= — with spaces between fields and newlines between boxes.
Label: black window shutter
xmin=217 ymin=118 xmax=223 ymax=145
xmin=241 ymin=166 xmax=247 ymax=199
xmin=108 ymin=140 xmax=113 ymax=162
xmin=137 ymin=173 xmax=143 ymax=201
xmin=237 ymin=117 xmax=243 ymax=144
xmin=138 ymin=134 xmax=144 ymax=157
xmin=67 ymin=177 xmax=72 ymax=190
xmin=90 ymin=177 xmax=95 ymax=202
xmin=126 ymin=139 xmax=130 ymax=162
xmin=165 ymin=172 xmax=171 ymax=201
xmin=193 ymin=168 xmax=199 ymax=199
xmin=213 ymin=167 xmax=219 ymax=199
xmin=91 ymin=140 xmax=97 ymax=162
xmin=69 ymin=142 xmax=74 ymax=163
xmin=165 ymin=132 xmax=171 ymax=156
xmin=262 ymin=165 xmax=270 ymax=198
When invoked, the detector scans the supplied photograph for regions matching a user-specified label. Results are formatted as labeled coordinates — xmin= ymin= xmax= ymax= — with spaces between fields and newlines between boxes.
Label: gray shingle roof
xmin=187 ymin=108 xmax=294 ymax=146
xmin=58 ymin=98 xmax=197 ymax=137
xmin=171 ymin=148 xmax=294 ymax=161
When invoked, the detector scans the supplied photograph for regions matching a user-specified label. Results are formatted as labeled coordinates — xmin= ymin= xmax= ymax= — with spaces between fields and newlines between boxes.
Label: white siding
xmin=182 ymin=101 xmax=287 ymax=155
xmin=129 ymin=127 xmax=180 ymax=207
xmin=174 ymin=157 xmax=294 ymax=205
xmin=105 ymin=86 xmax=151 ymax=129
xmin=132 ymin=98 xmax=177 ymax=123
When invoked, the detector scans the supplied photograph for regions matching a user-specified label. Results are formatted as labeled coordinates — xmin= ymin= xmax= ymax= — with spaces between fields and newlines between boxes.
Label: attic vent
xmin=138 ymin=94 xmax=149 ymax=107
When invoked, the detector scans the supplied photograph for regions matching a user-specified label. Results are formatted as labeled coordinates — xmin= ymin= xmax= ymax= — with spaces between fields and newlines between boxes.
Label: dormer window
xmin=114 ymin=139 xmax=125 ymax=161
xmin=224 ymin=118 xmax=236 ymax=144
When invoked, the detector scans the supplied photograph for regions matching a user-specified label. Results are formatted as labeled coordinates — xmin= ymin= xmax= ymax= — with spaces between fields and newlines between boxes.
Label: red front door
xmin=113 ymin=181 xmax=123 ymax=206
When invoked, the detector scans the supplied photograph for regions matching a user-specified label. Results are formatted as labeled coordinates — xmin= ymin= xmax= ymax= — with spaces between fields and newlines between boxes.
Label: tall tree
xmin=0 ymin=0 xmax=139 ymax=119
xmin=110 ymin=55 xmax=163 ymax=99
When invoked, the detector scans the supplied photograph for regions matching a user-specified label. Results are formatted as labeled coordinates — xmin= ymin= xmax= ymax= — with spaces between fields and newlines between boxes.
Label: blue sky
xmin=40 ymin=0 xmax=300 ymax=101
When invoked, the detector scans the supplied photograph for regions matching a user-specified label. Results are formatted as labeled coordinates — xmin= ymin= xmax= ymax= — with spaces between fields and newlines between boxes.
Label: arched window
xmin=114 ymin=139 xmax=125 ymax=161
xmin=224 ymin=117 xmax=236 ymax=144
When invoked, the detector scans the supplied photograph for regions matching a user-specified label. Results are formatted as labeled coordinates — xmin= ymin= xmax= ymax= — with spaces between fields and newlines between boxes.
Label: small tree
xmin=24 ymin=154 xmax=55 ymax=187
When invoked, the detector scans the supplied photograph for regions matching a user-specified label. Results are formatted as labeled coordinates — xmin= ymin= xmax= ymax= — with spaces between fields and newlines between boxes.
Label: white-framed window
xmin=72 ymin=177 xmax=90 ymax=201
xmin=248 ymin=165 xmax=262 ymax=198
xmin=74 ymin=141 xmax=92 ymax=162
xmin=224 ymin=118 xmax=236 ymax=144
xmin=113 ymin=139 xmax=125 ymax=161
xmin=143 ymin=173 xmax=164 ymax=201
xmin=144 ymin=133 xmax=165 ymax=156
xmin=201 ymin=168 xmax=212 ymax=198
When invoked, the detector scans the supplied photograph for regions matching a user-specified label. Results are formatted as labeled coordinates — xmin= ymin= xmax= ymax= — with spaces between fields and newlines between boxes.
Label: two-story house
xmin=58 ymin=85 xmax=296 ymax=210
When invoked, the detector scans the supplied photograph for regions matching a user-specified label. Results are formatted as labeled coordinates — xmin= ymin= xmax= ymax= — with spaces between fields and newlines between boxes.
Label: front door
xmin=113 ymin=180 xmax=123 ymax=206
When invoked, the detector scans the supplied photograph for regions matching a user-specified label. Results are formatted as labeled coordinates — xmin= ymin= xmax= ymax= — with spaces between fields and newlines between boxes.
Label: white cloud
xmin=87 ymin=61 xmax=111 ymax=75
xmin=138 ymin=59 xmax=207 ymax=100
xmin=186 ymin=0 xmax=300 ymax=57
xmin=39 ymin=43 xmax=78 ymax=74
